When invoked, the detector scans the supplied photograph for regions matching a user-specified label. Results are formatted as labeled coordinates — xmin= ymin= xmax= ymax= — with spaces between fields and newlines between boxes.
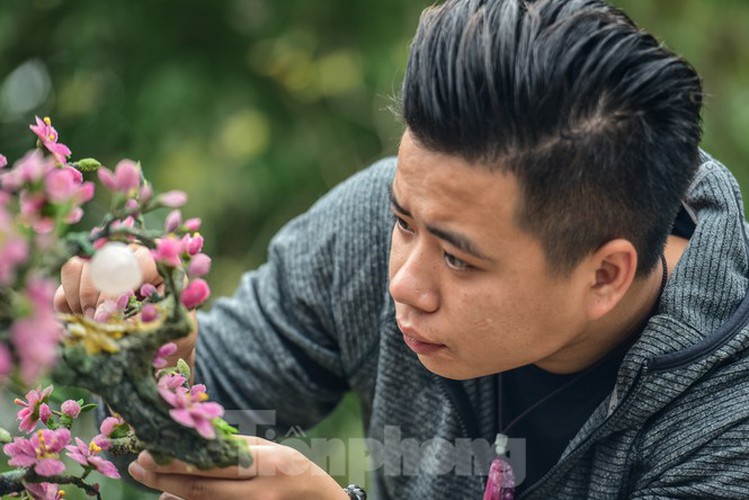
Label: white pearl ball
xmin=90 ymin=242 xmax=143 ymax=295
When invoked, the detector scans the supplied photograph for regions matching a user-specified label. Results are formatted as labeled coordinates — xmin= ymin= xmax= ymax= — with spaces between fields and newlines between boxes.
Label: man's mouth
xmin=397 ymin=321 xmax=446 ymax=355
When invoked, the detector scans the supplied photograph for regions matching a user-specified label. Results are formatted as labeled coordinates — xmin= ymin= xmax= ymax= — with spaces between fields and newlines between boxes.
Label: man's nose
xmin=389 ymin=245 xmax=440 ymax=313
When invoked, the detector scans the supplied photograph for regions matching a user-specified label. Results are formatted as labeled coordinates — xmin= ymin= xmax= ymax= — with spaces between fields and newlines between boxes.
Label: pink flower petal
xmin=193 ymin=417 xmax=217 ymax=440
xmin=35 ymin=457 xmax=66 ymax=476
xmin=169 ymin=408 xmax=196 ymax=428
xmin=157 ymin=190 xmax=187 ymax=208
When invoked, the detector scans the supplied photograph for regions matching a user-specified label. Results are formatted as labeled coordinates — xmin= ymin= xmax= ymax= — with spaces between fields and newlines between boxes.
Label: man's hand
xmin=127 ymin=436 xmax=350 ymax=500
xmin=53 ymin=247 xmax=197 ymax=370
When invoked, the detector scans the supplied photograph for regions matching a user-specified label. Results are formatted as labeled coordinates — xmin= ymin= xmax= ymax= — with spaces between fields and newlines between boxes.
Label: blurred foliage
xmin=1 ymin=0 xmax=748 ymax=497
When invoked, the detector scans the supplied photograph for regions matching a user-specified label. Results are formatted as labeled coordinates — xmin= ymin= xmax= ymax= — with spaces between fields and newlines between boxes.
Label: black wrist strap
xmin=343 ymin=484 xmax=367 ymax=500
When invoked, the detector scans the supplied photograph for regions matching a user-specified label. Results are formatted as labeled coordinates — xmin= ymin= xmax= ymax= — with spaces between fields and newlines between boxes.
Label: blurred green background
xmin=1 ymin=0 xmax=748 ymax=498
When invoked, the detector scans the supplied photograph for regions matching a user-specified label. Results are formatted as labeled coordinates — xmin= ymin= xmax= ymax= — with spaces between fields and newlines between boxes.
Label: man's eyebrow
xmin=389 ymin=185 xmax=493 ymax=262
xmin=426 ymin=225 xmax=493 ymax=262
xmin=388 ymin=186 xmax=411 ymax=217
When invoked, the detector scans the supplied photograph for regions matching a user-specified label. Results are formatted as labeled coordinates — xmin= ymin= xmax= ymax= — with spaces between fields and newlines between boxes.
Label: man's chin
xmin=417 ymin=356 xmax=487 ymax=381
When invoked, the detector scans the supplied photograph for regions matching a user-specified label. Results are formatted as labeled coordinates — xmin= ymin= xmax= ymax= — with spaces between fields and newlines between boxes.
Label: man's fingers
xmin=134 ymin=447 xmax=267 ymax=479
xmin=78 ymin=262 xmax=102 ymax=317
xmin=60 ymin=257 xmax=85 ymax=314
xmin=133 ymin=245 xmax=161 ymax=286
xmin=53 ymin=285 xmax=73 ymax=314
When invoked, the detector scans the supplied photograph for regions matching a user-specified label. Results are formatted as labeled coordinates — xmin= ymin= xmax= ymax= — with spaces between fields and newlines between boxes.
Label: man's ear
xmin=585 ymin=239 xmax=638 ymax=321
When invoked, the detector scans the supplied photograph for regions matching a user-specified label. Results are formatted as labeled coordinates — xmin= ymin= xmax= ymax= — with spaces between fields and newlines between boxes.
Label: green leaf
xmin=213 ymin=417 xmax=239 ymax=436
xmin=177 ymin=358 xmax=191 ymax=380
xmin=58 ymin=414 xmax=73 ymax=429
xmin=80 ymin=403 xmax=99 ymax=413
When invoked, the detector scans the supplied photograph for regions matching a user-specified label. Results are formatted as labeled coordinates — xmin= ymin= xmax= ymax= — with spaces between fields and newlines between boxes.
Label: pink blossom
xmin=61 ymin=400 xmax=81 ymax=419
xmin=184 ymin=217 xmax=201 ymax=231
xmin=111 ymin=216 xmax=135 ymax=231
xmin=158 ymin=373 xmax=223 ymax=439
xmin=158 ymin=372 xmax=187 ymax=395
xmin=141 ymin=303 xmax=159 ymax=323
xmin=76 ymin=181 xmax=95 ymax=203
xmin=182 ymin=278 xmax=210 ymax=309
xmin=32 ymin=217 xmax=55 ymax=234
xmin=165 ymin=209 xmax=182 ymax=232
xmin=63 ymin=165 xmax=83 ymax=184
xmin=4 ymin=428 xmax=70 ymax=476
xmin=29 ymin=116 xmax=71 ymax=166
xmin=152 ymin=342 xmax=177 ymax=368
xmin=14 ymin=385 xmax=54 ymax=433
xmin=139 ymin=183 xmax=153 ymax=203
xmin=97 ymin=159 xmax=141 ymax=193
xmin=181 ymin=233 xmax=204 ymax=255
xmin=156 ymin=190 xmax=187 ymax=208
xmin=0 ymin=150 xmax=53 ymax=191
xmin=125 ymin=198 xmax=139 ymax=211
xmin=116 ymin=291 xmax=133 ymax=311
xmin=45 ymin=168 xmax=79 ymax=203
xmin=152 ymin=237 xmax=182 ymax=267
xmin=11 ymin=277 xmax=61 ymax=383
xmin=67 ymin=207 xmax=84 ymax=224
xmin=24 ymin=481 xmax=64 ymax=500
xmin=99 ymin=415 xmax=127 ymax=438
xmin=0 ymin=238 xmax=29 ymax=285
xmin=26 ymin=275 xmax=56 ymax=308
xmin=65 ymin=437 xmax=120 ymax=479
xmin=0 ymin=153 xmax=6 ymax=168
xmin=188 ymin=253 xmax=211 ymax=278
xmin=12 ymin=315 xmax=61 ymax=383
xmin=93 ymin=300 xmax=117 ymax=323
xmin=0 ymin=344 xmax=11 ymax=379
xmin=139 ymin=283 xmax=157 ymax=298
xmin=93 ymin=237 xmax=108 ymax=250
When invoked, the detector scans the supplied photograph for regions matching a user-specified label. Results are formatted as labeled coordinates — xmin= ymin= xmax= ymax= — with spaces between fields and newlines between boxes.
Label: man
xmin=57 ymin=0 xmax=749 ymax=498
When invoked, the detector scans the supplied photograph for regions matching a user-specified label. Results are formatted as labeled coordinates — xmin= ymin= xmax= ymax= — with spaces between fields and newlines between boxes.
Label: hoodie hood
xmin=594 ymin=154 xmax=749 ymax=437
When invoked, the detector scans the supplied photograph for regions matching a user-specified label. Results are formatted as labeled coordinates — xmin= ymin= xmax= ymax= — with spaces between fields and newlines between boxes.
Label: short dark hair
xmin=401 ymin=0 xmax=703 ymax=277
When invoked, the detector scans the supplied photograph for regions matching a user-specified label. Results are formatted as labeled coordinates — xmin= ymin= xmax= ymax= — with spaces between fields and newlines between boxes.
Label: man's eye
xmin=395 ymin=216 xmax=414 ymax=233
xmin=444 ymin=251 xmax=471 ymax=271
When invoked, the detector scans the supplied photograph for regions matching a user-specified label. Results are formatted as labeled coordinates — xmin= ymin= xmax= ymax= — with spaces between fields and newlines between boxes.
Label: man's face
xmin=389 ymin=130 xmax=592 ymax=379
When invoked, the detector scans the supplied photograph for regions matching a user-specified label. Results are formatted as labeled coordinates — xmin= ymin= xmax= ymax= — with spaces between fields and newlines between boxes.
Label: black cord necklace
xmin=483 ymin=252 xmax=669 ymax=500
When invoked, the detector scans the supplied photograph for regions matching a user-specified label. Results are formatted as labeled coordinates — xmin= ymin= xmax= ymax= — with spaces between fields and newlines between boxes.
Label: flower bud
xmin=182 ymin=279 xmax=210 ymax=309
xmin=61 ymin=400 xmax=81 ymax=419
xmin=165 ymin=210 xmax=182 ymax=233
xmin=188 ymin=253 xmax=211 ymax=278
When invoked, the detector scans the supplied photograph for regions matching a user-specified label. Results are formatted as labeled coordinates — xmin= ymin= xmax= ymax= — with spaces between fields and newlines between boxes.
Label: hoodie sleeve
xmin=193 ymin=158 xmax=395 ymax=432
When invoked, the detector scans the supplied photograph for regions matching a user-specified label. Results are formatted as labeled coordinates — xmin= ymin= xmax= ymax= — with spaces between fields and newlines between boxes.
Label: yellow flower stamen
xmin=198 ymin=392 xmax=209 ymax=402
xmin=89 ymin=441 xmax=102 ymax=454
xmin=36 ymin=430 xmax=46 ymax=459
xmin=43 ymin=116 xmax=52 ymax=126
xmin=48 ymin=133 xmax=55 ymax=141
xmin=58 ymin=491 xmax=66 ymax=498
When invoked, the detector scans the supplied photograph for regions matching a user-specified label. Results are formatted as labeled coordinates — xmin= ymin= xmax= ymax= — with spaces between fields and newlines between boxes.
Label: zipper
xmin=518 ymin=366 xmax=647 ymax=499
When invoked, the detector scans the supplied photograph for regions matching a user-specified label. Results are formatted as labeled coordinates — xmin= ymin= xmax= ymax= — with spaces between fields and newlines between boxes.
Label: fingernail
xmin=160 ymin=494 xmax=184 ymax=500
xmin=137 ymin=450 xmax=157 ymax=467
xmin=84 ymin=307 xmax=95 ymax=319
xmin=128 ymin=461 xmax=144 ymax=481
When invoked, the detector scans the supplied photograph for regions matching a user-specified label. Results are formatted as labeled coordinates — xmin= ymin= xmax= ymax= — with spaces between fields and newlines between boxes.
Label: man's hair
xmin=401 ymin=0 xmax=703 ymax=277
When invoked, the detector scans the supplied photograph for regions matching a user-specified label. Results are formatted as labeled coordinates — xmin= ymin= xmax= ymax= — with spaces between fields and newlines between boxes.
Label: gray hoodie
xmin=196 ymin=154 xmax=749 ymax=499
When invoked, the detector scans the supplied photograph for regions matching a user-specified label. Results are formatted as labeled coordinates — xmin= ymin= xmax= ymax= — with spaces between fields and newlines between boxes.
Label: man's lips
xmin=397 ymin=321 xmax=446 ymax=355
